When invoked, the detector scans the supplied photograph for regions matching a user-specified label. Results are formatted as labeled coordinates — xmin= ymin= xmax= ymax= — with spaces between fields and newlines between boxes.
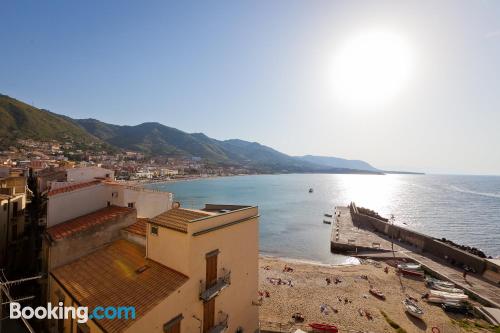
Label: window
xmin=128 ymin=202 xmax=135 ymax=208
xmin=151 ymin=225 xmax=159 ymax=236
xmin=163 ymin=314 xmax=183 ymax=333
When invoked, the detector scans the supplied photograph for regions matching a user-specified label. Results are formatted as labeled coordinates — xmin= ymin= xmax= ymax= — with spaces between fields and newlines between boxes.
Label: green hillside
xmin=0 ymin=94 xmax=103 ymax=149
xmin=0 ymin=93 xmax=381 ymax=174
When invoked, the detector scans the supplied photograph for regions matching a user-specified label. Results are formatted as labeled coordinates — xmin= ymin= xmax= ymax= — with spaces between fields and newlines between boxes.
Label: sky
xmin=1 ymin=0 xmax=500 ymax=175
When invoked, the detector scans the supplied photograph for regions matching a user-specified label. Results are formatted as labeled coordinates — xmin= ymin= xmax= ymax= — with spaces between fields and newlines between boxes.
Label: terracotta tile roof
xmin=46 ymin=206 xmax=135 ymax=241
xmin=48 ymin=180 xmax=102 ymax=196
xmin=51 ymin=240 xmax=188 ymax=333
xmin=150 ymin=208 xmax=211 ymax=233
xmin=122 ymin=218 xmax=147 ymax=237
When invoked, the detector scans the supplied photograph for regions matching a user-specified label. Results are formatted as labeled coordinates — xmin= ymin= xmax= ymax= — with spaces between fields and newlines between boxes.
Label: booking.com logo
xmin=10 ymin=302 xmax=136 ymax=323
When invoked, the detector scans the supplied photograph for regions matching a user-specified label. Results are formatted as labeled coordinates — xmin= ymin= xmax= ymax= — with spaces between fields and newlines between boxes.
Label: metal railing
xmin=199 ymin=269 xmax=231 ymax=301
xmin=208 ymin=312 xmax=228 ymax=333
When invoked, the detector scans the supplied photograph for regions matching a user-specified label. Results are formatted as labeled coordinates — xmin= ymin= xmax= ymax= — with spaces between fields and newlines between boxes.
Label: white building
xmin=46 ymin=181 xmax=172 ymax=228
xmin=66 ymin=166 xmax=114 ymax=182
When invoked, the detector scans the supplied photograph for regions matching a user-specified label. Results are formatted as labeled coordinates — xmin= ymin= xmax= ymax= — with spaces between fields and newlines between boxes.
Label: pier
xmin=331 ymin=204 xmax=500 ymax=308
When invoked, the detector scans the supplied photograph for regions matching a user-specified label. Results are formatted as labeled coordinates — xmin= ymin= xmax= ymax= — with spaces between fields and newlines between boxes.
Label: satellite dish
xmin=172 ymin=201 xmax=181 ymax=209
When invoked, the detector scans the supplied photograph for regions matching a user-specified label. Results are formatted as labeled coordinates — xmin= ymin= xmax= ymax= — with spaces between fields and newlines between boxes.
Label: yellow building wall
xmin=133 ymin=210 xmax=259 ymax=333
xmin=49 ymin=207 xmax=259 ymax=333
xmin=146 ymin=223 xmax=191 ymax=276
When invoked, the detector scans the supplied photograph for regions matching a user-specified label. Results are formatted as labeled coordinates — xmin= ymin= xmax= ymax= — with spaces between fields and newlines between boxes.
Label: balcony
xmin=208 ymin=312 xmax=228 ymax=333
xmin=199 ymin=269 xmax=231 ymax=301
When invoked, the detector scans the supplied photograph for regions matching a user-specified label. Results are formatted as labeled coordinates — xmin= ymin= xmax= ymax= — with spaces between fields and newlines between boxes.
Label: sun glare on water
xmin=331 ymin=30 xmax=415 ymax=109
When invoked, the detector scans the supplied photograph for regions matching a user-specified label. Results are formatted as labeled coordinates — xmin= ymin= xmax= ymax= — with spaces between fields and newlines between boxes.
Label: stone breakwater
xmin=349 ymin=202 xmax=487 ymax=273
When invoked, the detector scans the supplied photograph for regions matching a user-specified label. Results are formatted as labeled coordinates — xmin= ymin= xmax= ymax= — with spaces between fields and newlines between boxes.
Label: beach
xmin=258 ymin=256 xmax=493 ymax=333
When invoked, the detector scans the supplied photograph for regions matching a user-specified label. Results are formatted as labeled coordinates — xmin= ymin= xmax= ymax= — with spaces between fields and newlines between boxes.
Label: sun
xmin=331 ymin=30 xmax=414 ymax=108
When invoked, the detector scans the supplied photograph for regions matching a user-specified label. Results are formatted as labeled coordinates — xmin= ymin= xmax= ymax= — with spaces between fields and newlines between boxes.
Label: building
xmin=66 ymin=166 xmax=114 ymax=182
xmin=0 ymin=171 xmax=28 ymax=266
xmin=48 ymin=204 xmax=260 ymax=333
xmin=46 ymin=180 xmax=172 ymax=227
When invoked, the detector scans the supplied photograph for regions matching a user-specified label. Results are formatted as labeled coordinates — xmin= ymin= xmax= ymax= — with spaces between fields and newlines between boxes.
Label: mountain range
xmin=0 ymin=94 xmax=383 ymax=174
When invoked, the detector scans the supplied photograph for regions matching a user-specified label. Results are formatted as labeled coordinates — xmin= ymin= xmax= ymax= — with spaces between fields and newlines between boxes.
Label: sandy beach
xmin=258 ymin=256 xmax=494 ymax=333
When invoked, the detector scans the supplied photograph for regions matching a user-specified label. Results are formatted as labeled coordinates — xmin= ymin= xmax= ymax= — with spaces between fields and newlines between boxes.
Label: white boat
xmin=403 ymin=298 xmax=424 ymax=319
xmin=397 ymin=263 xmax=422 ymax=271
xmin=427 ymin=290 xmax=468 ymax=303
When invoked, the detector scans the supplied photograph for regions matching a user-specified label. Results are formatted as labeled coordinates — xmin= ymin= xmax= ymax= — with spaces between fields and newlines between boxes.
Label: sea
xmin=148 ymin=174 xmax=500 ymax=265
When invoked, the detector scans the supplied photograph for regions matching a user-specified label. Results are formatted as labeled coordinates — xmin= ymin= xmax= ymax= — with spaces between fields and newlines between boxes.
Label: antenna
xmin=0 ymin=271 xmax=41 ymax=333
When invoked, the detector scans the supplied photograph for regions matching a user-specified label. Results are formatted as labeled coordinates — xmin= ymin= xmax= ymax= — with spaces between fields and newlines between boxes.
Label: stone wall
xmin=350 ymin=203 xmax=487 ymax=273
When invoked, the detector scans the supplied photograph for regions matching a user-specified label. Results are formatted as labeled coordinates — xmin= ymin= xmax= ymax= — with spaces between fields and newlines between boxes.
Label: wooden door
xmin=206 ymin=251 xmax=218 ymax=288
xmin=203 ymin=298 xmax=215 ymax=333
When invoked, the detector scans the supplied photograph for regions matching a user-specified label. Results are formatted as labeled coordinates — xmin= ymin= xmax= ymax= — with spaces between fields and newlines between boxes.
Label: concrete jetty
xmin=331 ymin=204 xmax=500 ymax=309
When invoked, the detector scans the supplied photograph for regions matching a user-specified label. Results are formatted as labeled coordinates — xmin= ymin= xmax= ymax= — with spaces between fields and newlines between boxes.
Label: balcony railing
xmin=208 ymin=312 xmax=228 ymax=333
xmin=199 ymin=270 xmax=231 ymax=301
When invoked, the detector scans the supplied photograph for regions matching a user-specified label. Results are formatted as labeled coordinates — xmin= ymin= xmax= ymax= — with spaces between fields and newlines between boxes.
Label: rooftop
xmin=149 ymin=208 xmax=211 ymax=233
xmin=122 ymin=218 xmax=147 ymax=237
xmin=46 ymin=206 xmax=135 ymax=241
xmin=47 ymin=180 xmax=102 ymax=196
xmin=51 ymin=240 xmax=188 ymax=333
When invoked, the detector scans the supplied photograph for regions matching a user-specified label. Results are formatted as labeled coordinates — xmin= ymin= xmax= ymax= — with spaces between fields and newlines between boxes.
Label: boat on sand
xmin=403 ymin=298 xmax=424 ymax=319
xmin=369 ymin=287 xmax=386 ymax=300
xmin=397 ymin=263 xmax=422 ymax=271
xmin=308 ymin=323 xmax=338 ymax=332
xmin=428 ymin=282 xmax=464 ymax=294
xmin=398 ymin=268 xmax=424 ymax=278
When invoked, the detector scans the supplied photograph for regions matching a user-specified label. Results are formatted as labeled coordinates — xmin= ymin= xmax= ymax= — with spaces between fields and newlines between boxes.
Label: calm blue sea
xmin=148 ymin=174 xmax=500 ymax=264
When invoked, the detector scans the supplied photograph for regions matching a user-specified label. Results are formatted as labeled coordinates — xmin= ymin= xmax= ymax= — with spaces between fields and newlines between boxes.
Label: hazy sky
xmin=1 ymin=1 xmax=500 ymax=175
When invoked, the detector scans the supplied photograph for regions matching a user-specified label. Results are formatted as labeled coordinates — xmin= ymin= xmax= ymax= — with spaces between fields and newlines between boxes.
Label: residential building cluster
xmin=0 ymin=154 xmax=260 ymax=332
xmin=1 ymin=138 xmax=255 ymax=184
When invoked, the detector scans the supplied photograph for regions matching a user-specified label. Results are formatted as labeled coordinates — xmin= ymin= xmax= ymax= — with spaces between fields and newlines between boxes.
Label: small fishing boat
xmin=429 ymin=290 xmax=468 ymax=300
xmin=323 ymin=220 xmax=332 ymax=224
xmin=399 ymin=268 xmax=425 ymax=278
xmin=442 ymin=302 xmax=469 ymax=314
xmin=426 ymin=290 xmax=469 ymax=304
xmin=403 ymin=298 xmax=424 ymax=319
xmin=426 ymin=277 xmax=455 ymax=288
xmin=309 ymin=188 xmax=314 ymax=193
xmin=429 ymin=282 xmax=464 ymax=294
xmin=308 ymin=323 xmax=338 ymax=332
xmin=324 ymin=213 xmax=333 ymax=218
xmin=397 ymin=263 xmax=422 ymax=271
xmin=369 ymin=287 xmax=386 ymax=300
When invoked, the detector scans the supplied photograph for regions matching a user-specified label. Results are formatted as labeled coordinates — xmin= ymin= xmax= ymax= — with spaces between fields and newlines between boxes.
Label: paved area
xmin=331 ymin=206 xmax=404 ymax=252
xmin=331 ymin=206 xmax=500 ymax=308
